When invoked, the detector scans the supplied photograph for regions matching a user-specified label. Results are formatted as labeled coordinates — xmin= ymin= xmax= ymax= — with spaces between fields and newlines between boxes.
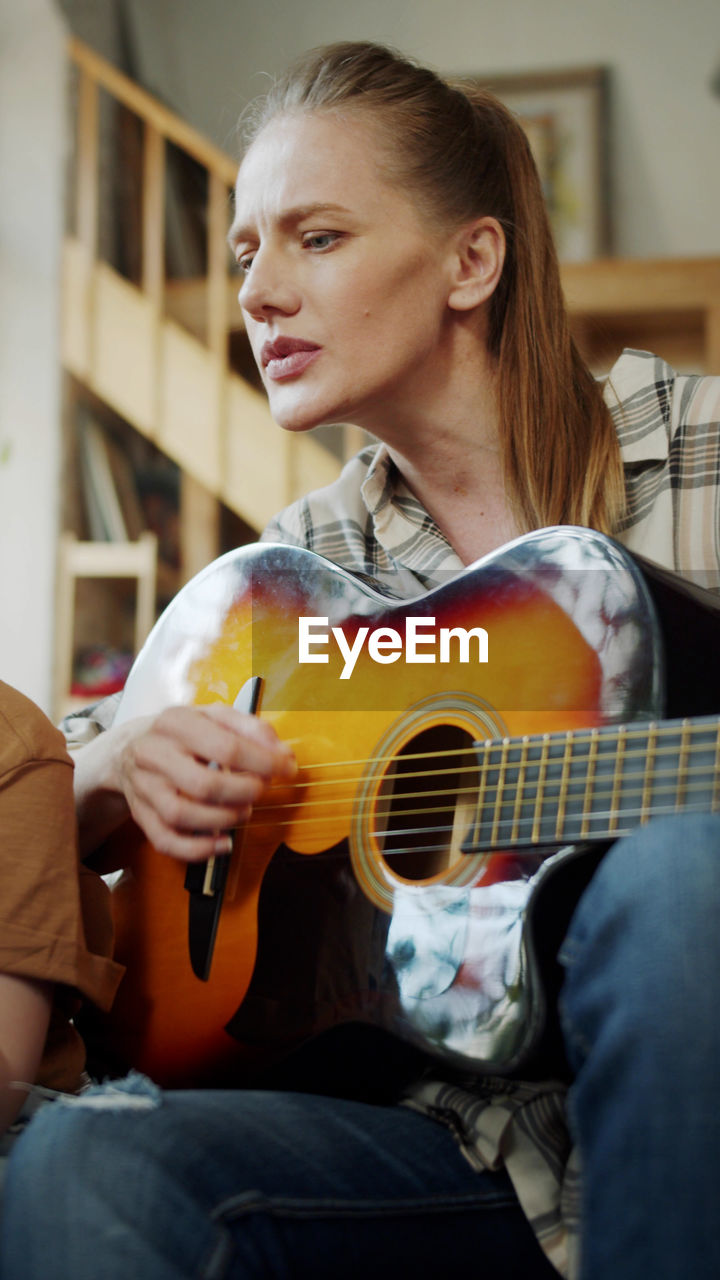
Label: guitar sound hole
xmin=376 ymin=724 xmax=478 ymax=881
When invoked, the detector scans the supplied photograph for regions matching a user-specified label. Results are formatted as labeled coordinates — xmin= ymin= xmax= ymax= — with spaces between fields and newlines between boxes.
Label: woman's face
xmin=230 ymin=111 xmax=462 ymax=438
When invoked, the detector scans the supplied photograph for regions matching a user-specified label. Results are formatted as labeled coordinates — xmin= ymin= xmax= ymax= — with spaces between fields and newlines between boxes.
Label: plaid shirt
xmin=66 ymin=350 xmax=720 ymax=1279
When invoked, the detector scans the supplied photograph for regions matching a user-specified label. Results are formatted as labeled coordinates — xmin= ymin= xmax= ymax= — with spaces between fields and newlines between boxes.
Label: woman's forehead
xmin=231 ymin=111 xmax=406 ymax=233
xmin=238 ymin=110 xmax=386 ymax=184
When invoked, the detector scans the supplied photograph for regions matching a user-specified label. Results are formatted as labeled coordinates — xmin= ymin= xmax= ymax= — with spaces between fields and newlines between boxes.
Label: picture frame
xmin=473 ymin=67 xmax=610 ymax=262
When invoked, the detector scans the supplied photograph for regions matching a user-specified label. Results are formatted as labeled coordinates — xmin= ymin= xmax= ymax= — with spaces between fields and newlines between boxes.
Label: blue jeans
xmin=558 ymin=813 xmax=720 ymax=1278
xmin=2 ymin=815 xmax=719 ymax=1279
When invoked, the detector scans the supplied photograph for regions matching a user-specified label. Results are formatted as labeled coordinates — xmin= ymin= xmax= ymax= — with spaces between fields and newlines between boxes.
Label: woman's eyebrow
xmin=227 ymin=202 xmax=353 ymax=251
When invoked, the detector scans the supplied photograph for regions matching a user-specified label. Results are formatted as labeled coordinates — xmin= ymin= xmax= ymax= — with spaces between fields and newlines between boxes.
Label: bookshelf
xmin=54 ymin=530 xmax=157 ymax=720
xmin=54 ymin=397 xmax=163 ymax=721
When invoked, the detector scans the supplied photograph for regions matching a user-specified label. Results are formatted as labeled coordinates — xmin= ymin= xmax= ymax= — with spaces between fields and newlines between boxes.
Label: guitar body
xmin=92 ymin=527 xmax=672 ymax=1087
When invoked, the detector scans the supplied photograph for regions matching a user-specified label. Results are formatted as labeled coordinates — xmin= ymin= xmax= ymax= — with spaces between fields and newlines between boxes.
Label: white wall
xmin=0 ymin=0 xmax=67 ymax=711
xmin=117 ymin=0 xmax=720 ymax=258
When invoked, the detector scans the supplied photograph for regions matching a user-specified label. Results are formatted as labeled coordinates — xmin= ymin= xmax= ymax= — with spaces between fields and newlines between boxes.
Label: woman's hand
xmin=74 ymin=704 xmax=296 ymax=864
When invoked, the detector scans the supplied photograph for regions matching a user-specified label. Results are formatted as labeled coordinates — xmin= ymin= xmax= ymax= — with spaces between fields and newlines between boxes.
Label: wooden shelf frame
xmin=561 ymin=256 xmax=720 ymax=372
xmin=54 ymin=531 xmax=158 ymax=721
xmin=63 ymin=37 xmax=345 ymax=571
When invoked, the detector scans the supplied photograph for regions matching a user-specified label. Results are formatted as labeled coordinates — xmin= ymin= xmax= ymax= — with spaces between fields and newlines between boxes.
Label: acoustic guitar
xmin=89 ymin=526 xmax=720 ymax=1089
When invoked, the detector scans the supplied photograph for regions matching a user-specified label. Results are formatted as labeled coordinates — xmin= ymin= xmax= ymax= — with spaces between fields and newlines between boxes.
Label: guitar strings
xmin=240 ymin=756 xmax=720 ymax=848
xmin=249 ymin=772 xmax=720 ymax=825
xmin=242 ymin=770 xmax=720 ymax=857
xmin=201 ymin=719 xmax=719 ymax=852
xmin=257 ymin=728 xmax=719 ymax=789
xmin=220 ymin=778 xmax=720 ymax=863
xmin=254 ymin=745 xmax=720 ymax=813
xmin=254 ymin=732 xmax=719 ymax=802
xmin=281 ymin=720 xmax=720 ymax=776
xmin=211 ymin=762 xmax=720 ymax=861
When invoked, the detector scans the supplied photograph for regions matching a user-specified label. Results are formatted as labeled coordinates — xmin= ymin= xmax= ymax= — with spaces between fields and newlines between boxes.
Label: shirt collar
xmin=360 ymin=443 xmax=397 ymax=520
xmin=360 ymin=444 xmax=464 ymax=580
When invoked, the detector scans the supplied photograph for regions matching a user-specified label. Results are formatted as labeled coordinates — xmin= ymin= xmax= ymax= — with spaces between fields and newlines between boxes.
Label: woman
xmin=2 ymin=41 xmax=719 ymax=1280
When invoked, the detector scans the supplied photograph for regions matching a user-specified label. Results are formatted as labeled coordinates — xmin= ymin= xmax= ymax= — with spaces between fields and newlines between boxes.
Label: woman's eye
xmin=303 ymin=232 xmax=338 ymax=251
xmin=236 ymin=253 xmax=255 ymax=274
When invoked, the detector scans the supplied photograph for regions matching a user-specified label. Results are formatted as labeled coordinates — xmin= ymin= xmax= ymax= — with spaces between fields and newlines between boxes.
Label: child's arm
xmin=0 ymin=973 xmax=52 ymax=1132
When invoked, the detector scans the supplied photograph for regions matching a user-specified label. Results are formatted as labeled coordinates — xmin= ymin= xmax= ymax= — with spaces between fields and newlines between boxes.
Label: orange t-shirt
xmin=0 ymin=681 xmax=123 ymax=1092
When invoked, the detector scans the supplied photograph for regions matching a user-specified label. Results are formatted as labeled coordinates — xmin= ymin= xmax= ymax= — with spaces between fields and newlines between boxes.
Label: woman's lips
xmin=261 ymin=338 xmax=321 ymax=381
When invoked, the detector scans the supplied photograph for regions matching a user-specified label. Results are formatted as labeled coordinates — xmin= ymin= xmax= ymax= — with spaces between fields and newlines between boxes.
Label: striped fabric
xmin=608 ymin=350 xmax=720 ymax=589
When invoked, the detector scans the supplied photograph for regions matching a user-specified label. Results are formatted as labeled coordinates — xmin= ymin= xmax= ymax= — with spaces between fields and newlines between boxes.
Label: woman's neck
xmin=381 ymin=356 xmax=522 ymax=564
xmin=392 ymin=443 xmax=522 ymax=565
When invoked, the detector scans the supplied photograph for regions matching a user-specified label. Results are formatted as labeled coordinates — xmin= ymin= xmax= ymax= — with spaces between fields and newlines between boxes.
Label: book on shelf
xmin=79 ymin=412 xmax=145 ymax=542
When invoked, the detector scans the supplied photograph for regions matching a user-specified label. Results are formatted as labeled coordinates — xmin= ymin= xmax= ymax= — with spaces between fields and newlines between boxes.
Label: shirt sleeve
xmin=59 ymin=691 xmax=123 ymax=751
xmin=0 ymin=686 xmax=123 ymax=1012
xmin=605 ymin=349 xmax=720 ymax=586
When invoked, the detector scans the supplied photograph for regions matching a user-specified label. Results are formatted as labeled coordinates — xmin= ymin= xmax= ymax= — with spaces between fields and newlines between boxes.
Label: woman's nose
xmin=238 ymin=249 xmax=300 ymax=322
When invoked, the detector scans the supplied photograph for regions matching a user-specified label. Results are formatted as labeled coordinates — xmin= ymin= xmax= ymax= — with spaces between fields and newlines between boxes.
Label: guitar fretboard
xmin=465 ymin=715 xmax=720 ymax=851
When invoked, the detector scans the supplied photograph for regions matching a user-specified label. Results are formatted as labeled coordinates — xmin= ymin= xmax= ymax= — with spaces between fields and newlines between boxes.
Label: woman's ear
xmin=447 ymin=216 xmax=505 ymax=312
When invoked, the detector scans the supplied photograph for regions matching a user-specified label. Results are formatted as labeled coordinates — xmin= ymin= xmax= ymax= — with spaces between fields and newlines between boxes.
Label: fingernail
xmin=214 ymin=835 xmax=233 ymax=855
xmin=278 ymin=751 xmax=298 ymax=780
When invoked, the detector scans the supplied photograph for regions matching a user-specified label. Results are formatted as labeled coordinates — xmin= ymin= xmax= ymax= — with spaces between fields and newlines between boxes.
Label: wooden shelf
xmin=562 ymin=256 xmax=720 ymax=372
xmin=54 ymin=531 xmax=158 ymax=721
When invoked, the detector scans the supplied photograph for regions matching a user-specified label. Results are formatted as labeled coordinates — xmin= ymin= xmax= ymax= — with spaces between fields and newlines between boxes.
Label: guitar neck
xmin=465 ymin=715 xmax=720 ymax=852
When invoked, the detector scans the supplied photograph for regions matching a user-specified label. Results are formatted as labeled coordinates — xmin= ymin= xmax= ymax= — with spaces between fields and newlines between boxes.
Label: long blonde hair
xmin=243 ymin=42 xmax=625 ymax=535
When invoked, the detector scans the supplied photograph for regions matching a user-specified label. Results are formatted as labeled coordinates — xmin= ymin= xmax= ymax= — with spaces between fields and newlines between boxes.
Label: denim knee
xmin=0 ymin=1077 xmax=229 ymax=1280
xmin=558 ymin=813 xmax=720 ymax=1070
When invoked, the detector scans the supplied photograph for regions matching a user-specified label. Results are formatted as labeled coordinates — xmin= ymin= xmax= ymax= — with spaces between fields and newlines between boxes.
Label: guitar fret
xmin=714 ymin=724 xmax=720 ymax=813
xmin=510 ymin=736 xmax=530 ymax=844
xmin=474 ymin=739 xmax=491 ymax=843
xmin=554 ymin=732 xmax=573 ymax=841
xmin=676 ymin=720 xmax=691 ymax=811
xmin=580 ymin=728 xmax=599 ymax=839
xmin=490 ymin=738 xmax=510 ymax=847
xmin=640 ymin=723 xmax=658 ymax=824
xmin=608 ymin=726 xmax=627 ymax=834
xmin=531 ymin=735 xmax=551 ymax=845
